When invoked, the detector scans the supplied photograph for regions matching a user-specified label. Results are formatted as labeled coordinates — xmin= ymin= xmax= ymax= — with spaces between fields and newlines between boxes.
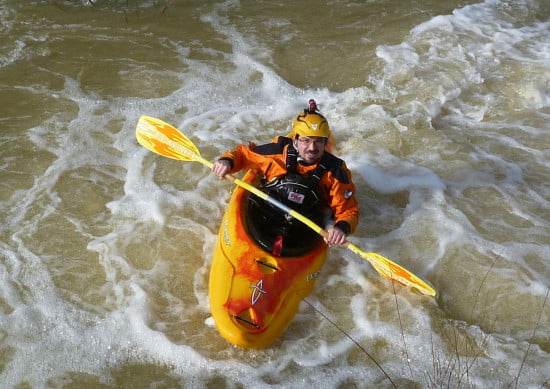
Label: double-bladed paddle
xmin=135 ymin=115 xmax=436 ymax=297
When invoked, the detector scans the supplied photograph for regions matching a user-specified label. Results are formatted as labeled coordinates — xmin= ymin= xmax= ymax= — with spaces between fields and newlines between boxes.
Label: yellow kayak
xmin=208 ymin=170 xmax=328 ymax=348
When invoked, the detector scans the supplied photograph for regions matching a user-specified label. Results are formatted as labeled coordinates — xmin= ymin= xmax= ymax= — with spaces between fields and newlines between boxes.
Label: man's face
xmin=295 ymin=136 xmax=326 ymax=164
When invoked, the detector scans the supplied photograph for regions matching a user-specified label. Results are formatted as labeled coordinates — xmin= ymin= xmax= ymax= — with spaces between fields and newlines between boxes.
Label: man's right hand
xmin=212 ymin=159 xmax=232 ymax=179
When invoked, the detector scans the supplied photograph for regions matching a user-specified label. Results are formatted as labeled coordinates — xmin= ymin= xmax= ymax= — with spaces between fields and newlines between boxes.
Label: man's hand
xmin=324 ymin=226 xmax=347 ymax=246
xmin=212 ymin=160 xmax=232 ymax=179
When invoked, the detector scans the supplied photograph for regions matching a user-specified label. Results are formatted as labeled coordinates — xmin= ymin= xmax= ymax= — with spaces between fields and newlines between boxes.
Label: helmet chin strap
xmin=292 ymin=137 xmax=306 ymax=163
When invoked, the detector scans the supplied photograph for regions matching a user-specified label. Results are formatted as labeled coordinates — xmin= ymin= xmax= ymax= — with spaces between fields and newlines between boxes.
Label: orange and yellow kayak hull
xmin=208 ymin=171 xmax=328 ymax=348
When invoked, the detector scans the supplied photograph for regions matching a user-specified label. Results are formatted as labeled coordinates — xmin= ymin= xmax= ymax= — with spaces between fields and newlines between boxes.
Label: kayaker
xmin=212 ymin=99 xmax=359 ymax=246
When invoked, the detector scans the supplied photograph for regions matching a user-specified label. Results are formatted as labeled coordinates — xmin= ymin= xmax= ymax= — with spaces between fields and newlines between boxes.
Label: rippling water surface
xmin=1 ymin=0 xmax=549 ymax=387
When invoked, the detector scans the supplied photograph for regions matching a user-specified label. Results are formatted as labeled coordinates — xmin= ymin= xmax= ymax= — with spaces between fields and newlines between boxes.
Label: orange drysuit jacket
xmin=219 ymin=136 xmax=359 ymax=234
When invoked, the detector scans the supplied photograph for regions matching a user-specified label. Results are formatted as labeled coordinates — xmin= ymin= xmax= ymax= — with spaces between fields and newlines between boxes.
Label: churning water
xmin=1 ymin=0 xmax=549 ymax=387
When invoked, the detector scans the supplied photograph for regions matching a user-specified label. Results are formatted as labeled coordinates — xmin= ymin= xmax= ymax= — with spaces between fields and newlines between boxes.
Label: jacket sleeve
xmin=218 ymin=144 xmax=256 ymax=173
xmin=325 ymin=161 xmax=360 ymax=234
xmin=218 ymin=138 xmax=287 ymax=176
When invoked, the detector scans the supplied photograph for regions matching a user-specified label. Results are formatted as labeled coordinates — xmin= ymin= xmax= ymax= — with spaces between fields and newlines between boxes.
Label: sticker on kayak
xmin=250 ymin=279 xmax=267 ymax=305
xmin=288 ymin=191 xmax=305 ymax=204
xmin=223 ymin=219 xmax=231 ymax=247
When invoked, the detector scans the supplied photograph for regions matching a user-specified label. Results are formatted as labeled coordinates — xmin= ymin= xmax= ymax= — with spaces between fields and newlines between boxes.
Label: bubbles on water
xmin=2 ymin=0 xmax=550 ymax=387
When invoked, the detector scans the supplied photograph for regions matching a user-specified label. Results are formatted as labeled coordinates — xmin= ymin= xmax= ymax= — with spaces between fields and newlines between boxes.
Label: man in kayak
xmin=212 ymin=99 xmax=359 ymax=247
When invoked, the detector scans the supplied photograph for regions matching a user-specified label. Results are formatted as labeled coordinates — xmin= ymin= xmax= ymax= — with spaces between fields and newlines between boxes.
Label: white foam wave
xmin=2 ymin=0 xmax=550 ymax=387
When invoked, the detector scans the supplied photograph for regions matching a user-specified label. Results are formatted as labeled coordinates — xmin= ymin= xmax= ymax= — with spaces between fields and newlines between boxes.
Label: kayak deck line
xmin=232 ymin=314 xmax=261 ymax=329
xmin=255 ymin=259 xmax=281 ymax=272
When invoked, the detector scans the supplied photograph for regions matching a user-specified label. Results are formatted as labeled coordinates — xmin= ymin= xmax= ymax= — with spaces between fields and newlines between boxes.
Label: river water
xmin=1 ymin=0 xmax=549 ymax=387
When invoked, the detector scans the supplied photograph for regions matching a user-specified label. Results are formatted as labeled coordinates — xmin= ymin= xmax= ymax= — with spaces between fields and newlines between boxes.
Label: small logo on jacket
xmin=288 ymin=191 xmax=305 ymax=204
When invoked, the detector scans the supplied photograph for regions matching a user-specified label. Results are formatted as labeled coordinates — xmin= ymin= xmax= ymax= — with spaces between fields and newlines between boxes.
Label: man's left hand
xmin=324 ymin=226 xmax=347 ymax=246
